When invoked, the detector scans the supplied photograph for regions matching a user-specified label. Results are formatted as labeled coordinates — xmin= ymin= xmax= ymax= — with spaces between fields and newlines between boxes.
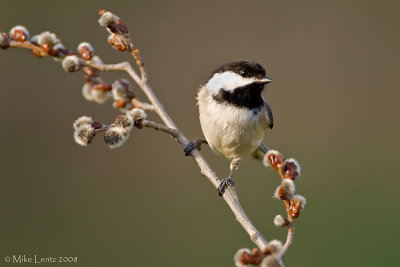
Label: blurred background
xmin=1 ymin=0 xmax=399 ymax=266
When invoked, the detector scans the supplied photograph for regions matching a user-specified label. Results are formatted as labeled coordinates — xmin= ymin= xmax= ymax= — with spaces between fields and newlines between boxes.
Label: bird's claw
xmin=184 ymin=139 xmax=205 ymax=156
xmin=218 ymin=178 xmax=235 ymax=196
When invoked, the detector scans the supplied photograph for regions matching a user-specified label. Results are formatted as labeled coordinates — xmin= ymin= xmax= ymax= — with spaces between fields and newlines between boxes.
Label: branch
xmin=2 ymin=14 xmax=307 ymax=266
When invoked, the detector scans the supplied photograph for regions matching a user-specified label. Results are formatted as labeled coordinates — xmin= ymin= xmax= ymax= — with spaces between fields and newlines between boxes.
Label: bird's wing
xmin=265 ymin=102 xmax=274 ymax=129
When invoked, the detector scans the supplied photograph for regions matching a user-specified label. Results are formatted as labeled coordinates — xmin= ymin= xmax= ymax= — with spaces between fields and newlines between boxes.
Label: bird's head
xmin=206 ymin=60 xmax=272 ymax=109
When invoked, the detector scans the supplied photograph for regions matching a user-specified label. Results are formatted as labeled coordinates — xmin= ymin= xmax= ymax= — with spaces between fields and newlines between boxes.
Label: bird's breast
xmin=197 ymin=88 xmax=270 ymax=160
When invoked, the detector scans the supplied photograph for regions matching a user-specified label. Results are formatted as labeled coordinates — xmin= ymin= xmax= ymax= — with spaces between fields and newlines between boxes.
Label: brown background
xmin=1 ymin=0 xmax=399 ymax=266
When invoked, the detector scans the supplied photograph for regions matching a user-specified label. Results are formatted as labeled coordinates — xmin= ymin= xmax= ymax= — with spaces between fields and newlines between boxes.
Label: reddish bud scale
xmin=103 ymin=84 xmax=112 ymax=91
xmin=108 ymin=34 xmax=128 ymax=51
xmin=289 ymin=199 xmax=302 ymax=218
xmin=107 ymin=23 xmax=120 ymax=34
xmin=127 ymin=90 xmax=135 ymax=99
xmin=0 ymin=33 xmax=10 ymax=49
xmin=47 ymin=47 xmax=59 ymax=57
xmin=263 ymin=247 xmax=271 ymax=256
xmin=114 ymin=100 xmax=126 ymax=108
xmin=31 ymin=48 xmax=43 ymax=58
xmin=79 ymin=46 xmax=93 ymax=60
xmin=251 ymin=248 xmax=263 ymax=265
xmin=266 ymin=151 xmax=284 ymax=171
xmin=91 ymin=121 xmax=103 ymax=129
xmin=40 ymin=43 xmax=51 ymax=53
xmin=283 ymin=161 xmax=299 ymax=180
xmin=98 ymin=9 xmax=106 ymax=16
xmin=239 ymin=250 xmax=263 ymax=265
xmin=92 ymin=83 xmax=112 ymax=91
xmin=10 ymin=30 xmax=27 ymax=42
xmin=240 ymin=251 xmax=252 ymax=265
xmin=116 ymin=20 xmax=129 ymax=34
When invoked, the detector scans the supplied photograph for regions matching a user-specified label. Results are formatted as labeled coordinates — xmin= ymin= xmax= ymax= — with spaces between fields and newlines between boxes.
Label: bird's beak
xmin=258 ymin=76 xmax=272 ymax=84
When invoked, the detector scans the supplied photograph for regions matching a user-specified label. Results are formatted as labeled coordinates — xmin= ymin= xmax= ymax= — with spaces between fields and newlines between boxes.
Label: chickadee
xmin=184 ymin=60 xmax=273 ymax=196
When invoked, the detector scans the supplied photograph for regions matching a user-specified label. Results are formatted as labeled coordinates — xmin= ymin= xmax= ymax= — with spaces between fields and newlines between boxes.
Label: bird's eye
xmin=239 ymin=69 xmax=248 ymax=77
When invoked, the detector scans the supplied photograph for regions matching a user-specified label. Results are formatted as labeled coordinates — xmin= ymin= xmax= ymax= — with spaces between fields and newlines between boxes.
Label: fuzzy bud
xmin=0 ymin=33 xmax=10 ymax=49
xmin=263 ymin=240 xmax=283 ymax=256
xmin=289 ymin=195 xmax=307 ymax=218
xmin=103 ymin=127 xmax=128 ymax=149
xmin=53 ymin=42 xmax=65 ymax=50
xmin=98 ymin=11 xmax=119 ymax=30
xmin=82 ymin=83 xmax=94 ymax=101
xmin=78 ymin=42 xmax=94 ymax=60
xmin=112 ymin=79 xmax=134 ymax=98
xmin=261 ymin=255 xmax=281 ymax=267
xmin=114 ymin=114 xmax=133 ymax=131
xmin=273 ymin=215 xmax=289 ymax=227
xmin=9 ymin=25 xmax=29 ymax=42
xmin=98 ymin=10 xmax=128 ymax=35
xmin=127 ymin=108 xmax=147 ymax=126
xmin=111 ymin=79 xmax=135 ymax=108
xmin=264 ymin=150 xmax=284 ymax=171
xmin=91 ymin=88 xmax=110 ymax=104
xmin=74 ymin=124 xmax=95 ymax=146
xmin=36 ymin=31 xmax=59 ymax=48
xmin=73 ymin=116 xmax=93 ymax=129
xmin=283 ymin=158 xmax=301 ymax=180
xmin=233 ymin=248 xmax=251 ymax=267
xmin=90 ymin=55 xmax=103 ymax=65
xmin=81 ymin=82 xmax=111 ymax=103
xmin=274 ymin=179 xmax=295 ymax=200
xmin=30 ymin=34 xmax=39 ymax=44
xmin=62 ymin=55 xmax=81 ymax=72
xmin=292 ymin=194 xmax=307 ymax=209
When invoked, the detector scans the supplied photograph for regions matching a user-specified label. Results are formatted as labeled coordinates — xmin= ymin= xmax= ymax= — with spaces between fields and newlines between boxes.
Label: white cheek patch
xmin=206 ymin=71 xmax=257 ymax=93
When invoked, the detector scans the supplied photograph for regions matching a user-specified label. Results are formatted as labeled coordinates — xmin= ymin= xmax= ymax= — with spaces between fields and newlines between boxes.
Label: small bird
xmin=184 ymin=60 xmax=274 ymax=196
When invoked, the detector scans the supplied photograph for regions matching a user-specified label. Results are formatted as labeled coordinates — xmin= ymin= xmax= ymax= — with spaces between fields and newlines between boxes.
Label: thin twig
xmin=10 ymin=41 xmax=48 ymax=56
xmin=281 ymin=200 xmax=295 ymax=256
xmin=131 ymin=98 xmax=154 ymax=111
xmin=129 ymin=46 xmax=148 ymax=85
xmin=140 ymin=120 xmax=178 ymax=139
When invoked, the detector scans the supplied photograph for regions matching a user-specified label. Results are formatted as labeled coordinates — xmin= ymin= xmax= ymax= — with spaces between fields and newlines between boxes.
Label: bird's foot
xmin=184 ymin=139 xmax=207 ymax=156
xmin=218 ymin=178 xmax=235 ymax=196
